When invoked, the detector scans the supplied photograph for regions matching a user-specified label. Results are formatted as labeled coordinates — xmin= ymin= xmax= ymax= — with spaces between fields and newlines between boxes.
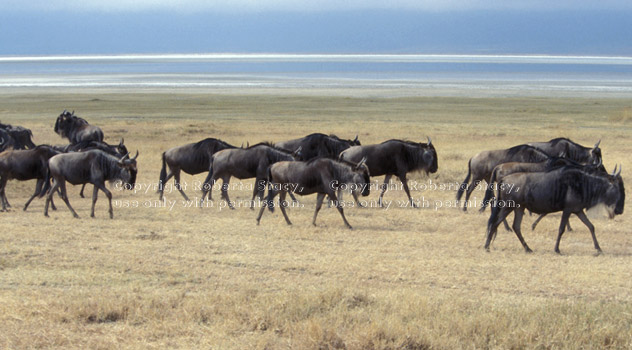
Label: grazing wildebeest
xmin=200 ymin=143 xmax=301 ymax=209
xmin=339 ymin=138 xmax=437 ymax=207
xmin=484 ymin=165 xmax=624 ymax=254
xmin=0 ymin=145 xmax=61 ymax=211
xmin=158 ymin=138 xmax=236 ymax=201
xmin=528 ymin=138 xmax=602 ymax=165
xmin=43 ymin=150 xmax=138 ymax=218
xmin=456 ymin=145 xmax=551 ymax=211
xmin=54 ymin=110 xmax=104 ymax=145
xmin=256 ymin=157 xmax=370 ymax=229
xmin=0 ymin=122 xmax=36 ymax=149
xmin=275 ymin=133 xmax=360 ymax=160
xmin=66 ymin=138 xmax=129 ymax=198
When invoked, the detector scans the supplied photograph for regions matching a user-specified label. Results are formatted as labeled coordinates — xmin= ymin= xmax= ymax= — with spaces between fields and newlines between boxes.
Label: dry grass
xmin=0 ymin=89 xmax=631 ymax=349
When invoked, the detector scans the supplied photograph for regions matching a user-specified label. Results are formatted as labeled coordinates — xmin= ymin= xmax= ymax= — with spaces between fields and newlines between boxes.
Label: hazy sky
xmin=1 ymin=0 xmax=631 ymax=55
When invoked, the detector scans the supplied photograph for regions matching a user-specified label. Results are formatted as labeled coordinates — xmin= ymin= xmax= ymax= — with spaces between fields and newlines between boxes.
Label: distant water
xmin=1 ymin=54 xmax=632 ymax=97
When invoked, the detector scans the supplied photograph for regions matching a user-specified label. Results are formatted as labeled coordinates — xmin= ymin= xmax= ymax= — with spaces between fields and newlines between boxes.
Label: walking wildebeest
xmin=528 ymin=138 xmax=602 ymax=165
xmin=43 ymin=150 xmax=138 ymax=218
xmin=0 ymin=122 xmax=36 ymax=149
xmin=339 ymin=138 xmax=437 ymax=207
xmin=275 ymin=133 xmax=360 ymax=160
xmin=456 ymin=144 xmax=551 ymax=211
xmin=66 ymin=138 xmax=129 ymax=198
xmin=256 ymin=157 xmax=370 ymax=229
xmin=54 ymin=110 xmax=104 ymax=145
xmin=158 ymin=138 xmax=236 ymax=201
xmin=484 ymin=165 xmax=624 ymax=254
xmin=480 ymin=157 xmax=605 ymax=232
xmin=0 ymin=145 xmax=61 ymax=211
xmin=200 ymin=143 xmax=301 ymax=209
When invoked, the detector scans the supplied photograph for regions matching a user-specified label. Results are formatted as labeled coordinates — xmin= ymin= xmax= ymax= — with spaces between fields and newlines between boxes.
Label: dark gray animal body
xmin=0 ymin=145 xmax=60 ymax=211
xmin=0 ymin=122 xmax=36 ymax=150
xmin=67 ymin=139 xmax=129 ymax=198
xmin=456 ymin=145 xmax=551 ymax=211
xmin=275 ymin=133 xmax=359 ymax=160
xmin=158 ymin=138 xmax=236 ymax=201
xmin=484 ymin=166 xmax=624 ymax=254
xmin=201 ymin=143 xmax=301 ymax=209
xmin=43 ymin=150 xmax=138 ymax=218
xmin=528 ymin=138 xmax=602 ymax=165
xmin=256 ymin=157 xmax=370 ymax=229
xmin=54 ymin=110 xmax=104 ymax=145
xmin=339 ymin=138 xmax=437 ymax=207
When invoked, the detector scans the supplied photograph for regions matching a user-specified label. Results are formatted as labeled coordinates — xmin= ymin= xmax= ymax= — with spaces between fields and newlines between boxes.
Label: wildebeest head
xmin=117 ymin=138 xmax=129 ymax=156
xmin=608 ymin=165 xmax=625 ymax=216
xmin=590 ymin=140 xmax=602 ymax=165
xmin=117 ymin=151 xmax=139 ymax=190
xmin=351 ymin=135 xmax=361 ymax=146
xmin=352 ymin=157 xmax=371 ymax=197
xmin=423 ymin=137 xmax=438 ymax=174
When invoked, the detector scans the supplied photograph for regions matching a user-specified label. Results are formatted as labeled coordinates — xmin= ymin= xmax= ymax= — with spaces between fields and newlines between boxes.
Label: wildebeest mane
xmin=192 ymin=138 xmax=235 ymax=151
xmin=91 ymin=151 xmax=132 ymax=184
xmin=506 ymin=145 xmax=549 ymax=162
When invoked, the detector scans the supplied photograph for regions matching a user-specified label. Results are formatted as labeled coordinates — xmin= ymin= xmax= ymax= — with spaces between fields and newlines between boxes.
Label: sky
xmin=1 ymin=0 xmax=631 ymax=55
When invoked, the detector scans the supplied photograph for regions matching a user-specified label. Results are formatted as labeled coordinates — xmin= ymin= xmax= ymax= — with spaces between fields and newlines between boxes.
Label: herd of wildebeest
xmin=0 ymin=111 xmax=625 ymax=254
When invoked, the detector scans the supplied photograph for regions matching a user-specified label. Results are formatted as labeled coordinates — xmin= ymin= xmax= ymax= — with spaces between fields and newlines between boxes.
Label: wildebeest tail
xmin=456 ymin=158 xmax=472 ymax=201
xmin=158 ymin=152 xmax=167 ymax=193
xmin=486 ymin=201 xmax=501 ymax=244
xmin=39 ymin=167 xmax=51 ymax=198
xmin=265 ymin=165 xmax=275 ymax=212
xmin=479 ymin=167 xmax=498 ymax=212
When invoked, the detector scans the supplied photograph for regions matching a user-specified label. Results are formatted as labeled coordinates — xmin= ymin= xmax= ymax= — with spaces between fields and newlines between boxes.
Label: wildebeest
xmin=0 ymin=130 xmax=13 ymax=152
xmin=43 ymin=150 xmax=138 ymax=218
xmin=275 ymin=133 xmax=360 ymax=160
xmin=528 ymin=138 xmax=602 ymax=165
xmin=484 ymin=165 xmax=624 ymax=254
xmin=0 ymin=122 xmax=36 ymax=150
xmin=256 ymin=157 xmax=370 ymax=229
xmin=200 ymin=143 xmax=302 ymax=209
xmin=339 ymin=138 xmax=437 ymax=207
xmin=456 ymin=145 xmax=551 ymax=211
xmin=54 ymin=110 xmax=104 ymax=145
xmin=480 ymin=157 xmax=604 ymax=232
xmin=158 ymin=138 xmax=236 ymax=201
xmin=65 ymin=138 xmax=129 ymax=198
xmin=0 ymin=145 xmax=61 ymax=211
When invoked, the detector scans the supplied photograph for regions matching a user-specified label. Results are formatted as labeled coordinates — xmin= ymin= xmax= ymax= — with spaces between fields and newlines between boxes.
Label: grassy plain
xmin=0 ymin=88 xmax=631 ymax=349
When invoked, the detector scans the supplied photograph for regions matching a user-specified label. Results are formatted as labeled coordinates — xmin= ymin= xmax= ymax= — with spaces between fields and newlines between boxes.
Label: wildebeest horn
xmin=356 ymin=157 xmax=367 ymax=168
xmin=294 ymin=146 xmax=302 ymax=156
xmin=427 ymin=136 xmax=432 ymax=145
xmin=120 ymin=152 xmax=130 ymax=161
xmin=354 ymin=135 xmax=358 ymax=142
xmin=119 ymin=137 xmax=124 ymax=146
xmin=0 ymin=135 xmax=4 ymax=146
xmin=612 ymin=164 xmax=618 ymax=176
xmin=131 ymin=150 xmax=139 ymax=160
xmin=594 ymin=139 xmax=601 ymax=149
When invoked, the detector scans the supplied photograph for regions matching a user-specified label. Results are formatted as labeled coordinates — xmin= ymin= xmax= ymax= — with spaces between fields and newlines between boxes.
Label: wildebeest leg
xmin=0 ymin=176 xmax=8 ymax=211
xmin=554 ymin=210 xmax=572 ymax=254
xmin=397 ymin=173 xmax=417 ymax=208
xmin=330 ymin=192 xmax=353 ymax=229
xmin=484 ymin=206 xmax=512 ymax=251
xmin=463 ymin=179 xmax=481 ymax=211
xmin=220 ymin=177 xmax=235 ymax=209
xmin=351 ymin=191 xmax=364 ymax=208
xmin=158 ymin=169 xmax=175 ymax=200
xmin=502 ymin=218 xmax=513 ymax=232
xmin=312 ymin=193 xmax=326 ymax=226
xmin=575 ymin=210 xmax=601 ymax=253
xmin=58 ymin=180 xmax=79 ymax=218
xmin=256 ymin=186 xmax=278 ymax=225
xmin=44 ymin=180 xmax=60 ymax=217
xmin=92 ymin=182 xmax=114 ymax=219
xmin=23 ymin=179 xmax=44 ymax=211
xmin=173 ymin=170 xmax=190 ymax=202
xmin=378 ymin=174 xmax=392 ymax=207
xmin=532 ymin=213 xmax=573 ymax=232
xmin=278 ymin=191 xmax=292 ymax=225
xmin=511 ymin=208 xmax=532 ymax=253
xmin=251 ymin=178 xmax=266 ymax=210
xmin=200 ymin=171 xmax=215 ymax=205
xmin=79 ymin=183 xmax=86 ymax=198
